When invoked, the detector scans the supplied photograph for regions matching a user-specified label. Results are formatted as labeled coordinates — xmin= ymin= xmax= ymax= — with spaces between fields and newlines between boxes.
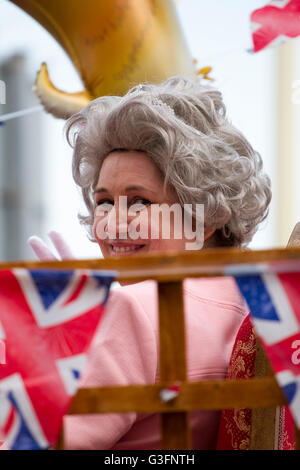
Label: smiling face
xmin=92 ymin=150 xmax=214 ymax=258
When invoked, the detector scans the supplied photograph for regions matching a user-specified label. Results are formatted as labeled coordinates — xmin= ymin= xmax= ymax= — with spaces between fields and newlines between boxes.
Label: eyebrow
xmin=93 ymin=185 xmax=156 ymax=195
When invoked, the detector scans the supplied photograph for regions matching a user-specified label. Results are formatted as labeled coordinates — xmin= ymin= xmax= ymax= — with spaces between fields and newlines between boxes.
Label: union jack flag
xmin=0 ymin=268 xmax=115 ymax=449
xmin=251 ymin=0 xmax=300 ymax=52
xmin=232 ymin=269 xmax=300 ymax=428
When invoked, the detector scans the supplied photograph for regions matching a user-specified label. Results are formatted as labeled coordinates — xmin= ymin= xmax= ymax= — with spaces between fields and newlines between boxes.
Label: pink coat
xmin=63 ymin=276 xmax=249 ymax=450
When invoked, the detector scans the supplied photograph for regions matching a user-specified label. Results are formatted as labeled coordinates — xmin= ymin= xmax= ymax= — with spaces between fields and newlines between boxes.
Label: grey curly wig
xmin=64 ymin=75 xmax=271 ymax=247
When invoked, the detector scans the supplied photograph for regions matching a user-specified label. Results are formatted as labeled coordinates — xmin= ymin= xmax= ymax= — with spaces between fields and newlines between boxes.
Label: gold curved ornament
xmin=10 ymin=0 xmax=196 ymax=118
xmin=33 ymin=63 xmax=92 ymax=118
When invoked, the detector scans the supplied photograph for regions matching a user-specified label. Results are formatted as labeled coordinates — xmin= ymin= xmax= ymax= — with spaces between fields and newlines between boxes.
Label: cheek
xmin=128 ymin=209 xmax=156 ymax=240
xmin=93 ymin=215 xmax=108 ymax=245
xmin=141 ymin=210 xmax=157 ymax=239
xmin=152 ymin=209 xmax=185 ymax=239
xmin=146 ymin=210 xmax=187 ymax=251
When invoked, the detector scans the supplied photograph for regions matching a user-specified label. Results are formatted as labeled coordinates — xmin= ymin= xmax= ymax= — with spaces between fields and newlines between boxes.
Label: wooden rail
xmin=1 ymin=245 xmax=300 ymax=282
xmin=68 ymin=377 xmax=286 ymax=414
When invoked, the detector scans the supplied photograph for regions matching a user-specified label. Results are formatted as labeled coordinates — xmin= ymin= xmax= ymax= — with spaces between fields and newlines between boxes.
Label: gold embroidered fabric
xmin=216 ymin=316 xmax=256 ymax=450
xmin=216 ymin=315 xmax=296 ymax=450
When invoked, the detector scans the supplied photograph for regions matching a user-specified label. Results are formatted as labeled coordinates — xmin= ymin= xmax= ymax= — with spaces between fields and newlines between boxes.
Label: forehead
xmin=97 ymin=151 xmax=163 ymax=185
xmin=95 ymin=150 xmax=179 ymax=203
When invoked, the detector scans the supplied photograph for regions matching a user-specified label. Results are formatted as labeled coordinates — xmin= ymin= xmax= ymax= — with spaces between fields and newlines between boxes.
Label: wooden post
xmin=295 ymin=424 xmax=300 ymax=450
xmin=158 ymin=281 xmax=191 ymax=450
xmin=250 ymin=336 xmax=277 ymax=449
xmin=54 ymin=427 xmax=64 ymax=450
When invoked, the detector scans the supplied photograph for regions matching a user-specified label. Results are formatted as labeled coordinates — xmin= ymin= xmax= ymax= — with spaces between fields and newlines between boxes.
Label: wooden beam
xmin=67 ymin=377 xmax=286 ymax=414
xmin=1 ymin=246 xmax=300 ymax=282
xmin=158 ymin=281 xmax=191 ymax=450
xmin=250 ymin=336 xmax=278 ymax=450
xmin=295 ymin=425 xmax=300 ymax=450
xmin=288 ymin=222 xmax=300 ymax=248
xmin=158 ymin=282 xmax=187 ymax=381
xmin=54 ymin=427 xmax=64 ymax=451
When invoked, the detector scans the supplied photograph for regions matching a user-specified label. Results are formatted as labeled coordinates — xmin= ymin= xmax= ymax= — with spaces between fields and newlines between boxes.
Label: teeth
xmin=111 ymin=245 xmax=142 ymax=253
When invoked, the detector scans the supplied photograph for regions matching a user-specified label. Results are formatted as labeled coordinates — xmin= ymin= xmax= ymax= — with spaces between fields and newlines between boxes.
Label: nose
xmin=106 ymin=196 xmax=133 ymax=240
xmin=94 ymin=196 xmax=143 ymax=241
xmin=109 ymin=210 xmax=128 ymax=239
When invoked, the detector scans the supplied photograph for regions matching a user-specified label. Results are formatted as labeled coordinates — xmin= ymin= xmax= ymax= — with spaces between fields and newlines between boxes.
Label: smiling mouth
xmin=109 ymin=244 xmax=146 ymax=255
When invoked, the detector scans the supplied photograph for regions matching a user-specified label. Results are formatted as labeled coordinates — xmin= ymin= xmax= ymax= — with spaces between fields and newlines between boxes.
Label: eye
xmin=130 ymin=198 xmax=151 ymax=206
xmin=94 ymin=199 xmax=114 ymax=216
xmin=96 ymin=199 xmax=114 ymax=207
xmin=128 ymin=198 xmax=151 ymax=216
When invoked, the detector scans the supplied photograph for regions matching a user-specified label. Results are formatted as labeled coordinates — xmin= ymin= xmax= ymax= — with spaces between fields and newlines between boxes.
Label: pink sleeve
xmin=63 ymin=288 xmax=158 ymax=450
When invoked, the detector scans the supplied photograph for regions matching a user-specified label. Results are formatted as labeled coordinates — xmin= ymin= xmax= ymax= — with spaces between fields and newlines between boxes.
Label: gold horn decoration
xmin=10 ymin=0 xmax=196 ymax=119
xmin=33 ymin=63 xmax=92 ymax=119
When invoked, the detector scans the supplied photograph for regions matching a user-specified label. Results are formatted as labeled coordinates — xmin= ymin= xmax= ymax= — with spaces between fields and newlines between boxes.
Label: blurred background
xmin=0 ymin=0 xmax=299 ymax=260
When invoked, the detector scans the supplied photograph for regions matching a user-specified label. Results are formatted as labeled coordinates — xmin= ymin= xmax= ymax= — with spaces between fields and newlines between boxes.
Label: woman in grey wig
xmin=28 ymin=76 xmax=271 ymax=450
xmin=65 ymin=75 xmax=271 ymax=255
xmin=31 ymin=75 xmax=271 ymax=258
